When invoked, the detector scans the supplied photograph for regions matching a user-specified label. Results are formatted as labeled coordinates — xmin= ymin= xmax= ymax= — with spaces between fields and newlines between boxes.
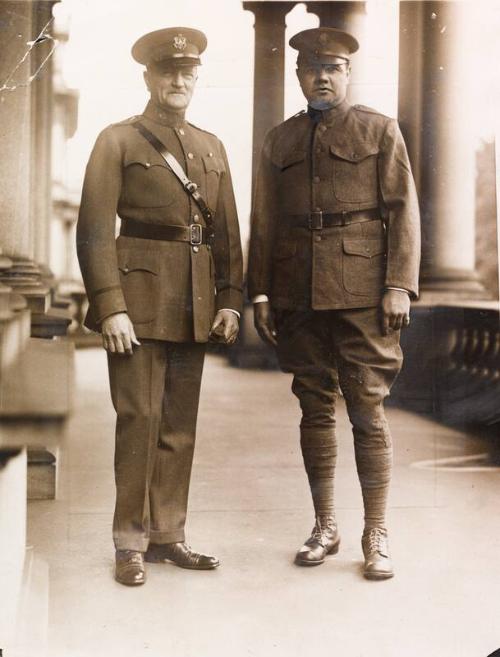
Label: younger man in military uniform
xmin=77 ymin=28 xmax=243 ymax=586
xmin=248 ymin=28 xmax=420 ymax=579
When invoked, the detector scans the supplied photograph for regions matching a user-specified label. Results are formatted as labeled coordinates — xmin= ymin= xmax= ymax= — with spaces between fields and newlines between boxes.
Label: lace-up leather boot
xmin=115 ymin=549 xmax=146 ymax=586
xmin=295 ymin=517 xmax=340 ymax=566
xmin=362 ymin=527 xmax=394 ymax=580
xmin=145 ymin=542 xmax=220 ymax=570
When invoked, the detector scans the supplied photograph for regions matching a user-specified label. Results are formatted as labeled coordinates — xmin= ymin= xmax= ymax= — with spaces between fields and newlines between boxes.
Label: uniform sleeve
xmin=378 ymin=118 xmax=421 ymax=299
xmin=76 ymin=127 xmax=127 ymax=326
xmin=212 ymin=140 xmax=243 ymax=313
xmin=247 ymin=129 xmax=279 ymax=301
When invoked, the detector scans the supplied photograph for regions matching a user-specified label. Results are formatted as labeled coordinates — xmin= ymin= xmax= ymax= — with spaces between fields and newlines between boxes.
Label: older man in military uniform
xmin=77 ymin=27 xmax=243 ymax=586
xmin=248 ymin=28 xmax=420 ymax=580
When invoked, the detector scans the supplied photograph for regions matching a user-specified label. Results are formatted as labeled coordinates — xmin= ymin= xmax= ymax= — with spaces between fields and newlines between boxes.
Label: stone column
xmin=305 ymin=1 xmax=367 ymax=105
xmin=31 ymin=1 xmax=56 ymax=268
xmin=399 ymin=1 xmax=484 ymax=299
xmin=0 ymin=1 xmax=53 ymax=313
xmin=243 ymin=1 xmax=295 ymax=195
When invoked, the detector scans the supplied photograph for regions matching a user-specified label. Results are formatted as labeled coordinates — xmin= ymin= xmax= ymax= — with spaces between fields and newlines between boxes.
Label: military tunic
xmin=247 ymin=100 xmax=420 ymax=308
xmin=77 ymin=100 xmax=243 ymax=342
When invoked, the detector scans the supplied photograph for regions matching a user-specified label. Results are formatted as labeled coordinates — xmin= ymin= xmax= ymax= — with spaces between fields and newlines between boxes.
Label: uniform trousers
xmin=275 ymin=307 xmax=402 ymax=529
xmin=107 ymin=340 xmax=206 ymax=551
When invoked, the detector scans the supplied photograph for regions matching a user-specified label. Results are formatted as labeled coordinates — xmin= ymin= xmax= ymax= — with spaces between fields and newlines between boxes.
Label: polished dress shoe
xmin=362 ymin=527 xmax=394 ymax=580
xmin=115 ymin=549 xmax=145 ymax=586
xmin=144 ymin=542 xmax=220 ymax=570
xmin=295 ymin=517 xmax=340 ymax=566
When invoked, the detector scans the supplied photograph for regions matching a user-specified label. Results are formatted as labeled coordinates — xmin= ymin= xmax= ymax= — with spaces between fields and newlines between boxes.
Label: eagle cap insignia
xmin=318 ymin=32 xmax=329 ymax=46
xmin=173 ymin=34 xmax=187 ymax=51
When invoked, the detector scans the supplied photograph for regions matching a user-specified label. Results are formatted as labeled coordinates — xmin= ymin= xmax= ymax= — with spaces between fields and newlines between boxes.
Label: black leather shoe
xmin=362 ymin=528 xmax=394 ymax=580
xmin=115 ymin=550 xmax=145 ymax=586
xmin=144 ymin=542 xmax=220 ymax=570
xmin=295 ymin=518 xmax=340 ymax=566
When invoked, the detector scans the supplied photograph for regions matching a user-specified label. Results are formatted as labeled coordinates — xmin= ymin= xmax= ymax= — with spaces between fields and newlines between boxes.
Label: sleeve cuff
xmin=385 ymin=287 xmax=411 ymax=296
xmin=91 ymin=286 xmax=127 ymax=324
xmin=252 ymin=294 xmax=269 ymax=303
xmin=219 ymin=308 xmax=240 ymax=319
xmin=216 ymin=287 xmax=243 ymax=314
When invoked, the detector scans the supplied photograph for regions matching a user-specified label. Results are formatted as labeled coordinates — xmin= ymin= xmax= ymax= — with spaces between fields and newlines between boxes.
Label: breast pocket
xmin=329 ymin=142 xmax=379 ymax=203
xmin=202 ymin=154 xmax=225 ymax=210
xmin=342 ymin=237 xmax=386 ymax=297
xmin=118 ymin=250 xmax=159 ymax=324
xmin=122 ymin=159 xmax=174 ymax=209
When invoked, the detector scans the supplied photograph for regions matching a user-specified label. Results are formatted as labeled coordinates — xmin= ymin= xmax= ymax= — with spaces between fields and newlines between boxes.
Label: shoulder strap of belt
xmin=131 ymin=120 xmax=214 ymax=231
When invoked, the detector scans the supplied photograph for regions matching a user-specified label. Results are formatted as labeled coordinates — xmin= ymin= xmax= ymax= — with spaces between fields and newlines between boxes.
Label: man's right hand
xmin=101 ymin=312 xmax=141 ymax=355
xmin=254 ymin=301 xmax=278 ymax=347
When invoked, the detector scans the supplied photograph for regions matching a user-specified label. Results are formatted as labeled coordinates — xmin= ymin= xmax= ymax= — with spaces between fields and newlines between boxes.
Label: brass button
xmin=123 ymin=265 xmax=129 ymax=273
xmin=313 ymin=176 xmax=320 ymax=184
xmin=187 ymin=152 xmax=194 ymax=159
xmin=192 ymin=245 xmax=199 ymax=253
xmin=193 ymin=214 xmax=200 ymax=221
xmin=208 ymin=152 xmax=213 ymax=157
xmin=144 ymin=162 xmax=151 ymax=168
xmin=179 ymin=128 xmax=185 ymax=135
xmin=314 ymin=235 xmax=322 ymax=242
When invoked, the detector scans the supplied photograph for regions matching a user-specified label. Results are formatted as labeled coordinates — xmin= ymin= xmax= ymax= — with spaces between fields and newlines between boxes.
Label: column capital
xmin=243 ymin=1 xmax=295 ymax=20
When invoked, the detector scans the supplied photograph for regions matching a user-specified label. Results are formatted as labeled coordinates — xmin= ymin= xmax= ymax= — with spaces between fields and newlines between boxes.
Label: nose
xmin=316 ymin=67 xmax=329 ymax=83
xmin=172 ymin=71 xmax=184 ymax=87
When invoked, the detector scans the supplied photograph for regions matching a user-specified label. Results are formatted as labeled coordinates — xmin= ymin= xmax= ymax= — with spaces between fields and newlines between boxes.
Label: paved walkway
xmin=28 ymin=348 xmax=500 ymax=657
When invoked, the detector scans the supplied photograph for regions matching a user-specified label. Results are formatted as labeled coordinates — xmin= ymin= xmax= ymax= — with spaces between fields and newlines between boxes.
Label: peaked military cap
xmin=290 ymin=27 xmax=359 ymax=66
xmin=132 ymin=27 xmax=207 ymax=67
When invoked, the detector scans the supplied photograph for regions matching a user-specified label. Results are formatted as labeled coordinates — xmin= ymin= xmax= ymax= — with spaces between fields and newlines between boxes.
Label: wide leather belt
xmin=120 ymin=218 xmax=213 ymax=245
xmin=288 ymin=209 xmax=380 ymax=230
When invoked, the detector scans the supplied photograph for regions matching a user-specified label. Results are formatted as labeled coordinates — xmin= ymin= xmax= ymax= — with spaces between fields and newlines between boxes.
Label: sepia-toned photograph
xmin=0 ymin=0 xmax=499 ymax=655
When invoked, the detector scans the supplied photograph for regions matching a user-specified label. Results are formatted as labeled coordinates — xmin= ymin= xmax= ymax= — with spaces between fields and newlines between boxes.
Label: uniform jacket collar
xmin=143 ymin=100 xmax=187 ymax=128
xmin=307 ymin=99 xmax=351 ymax=126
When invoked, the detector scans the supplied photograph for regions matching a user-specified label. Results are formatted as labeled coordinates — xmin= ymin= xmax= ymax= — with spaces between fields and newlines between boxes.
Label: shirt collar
xmin=142 ymin=100 xmax=187 ymax=128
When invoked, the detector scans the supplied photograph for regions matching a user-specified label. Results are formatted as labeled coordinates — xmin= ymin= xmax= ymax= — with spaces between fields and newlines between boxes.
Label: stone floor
xmin=27 ymin=348 xmax=500 ymax=657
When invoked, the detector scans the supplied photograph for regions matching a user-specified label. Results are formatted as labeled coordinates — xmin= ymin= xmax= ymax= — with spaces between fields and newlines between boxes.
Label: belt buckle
xmin=190 ymin=223 xmax=203 ymax=246
xmin=308 ymin=210 xmax=323 ymax=230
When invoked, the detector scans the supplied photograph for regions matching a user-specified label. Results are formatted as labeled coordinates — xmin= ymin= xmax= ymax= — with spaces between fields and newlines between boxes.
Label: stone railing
xmin=391 ymin=302 xmax=500 ymax=430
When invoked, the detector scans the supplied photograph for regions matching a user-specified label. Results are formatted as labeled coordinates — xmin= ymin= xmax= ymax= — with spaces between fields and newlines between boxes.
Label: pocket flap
xmin=343 ymin=238 xmax=385 ymax=258
xmin=330 ymin=141 xmax=379 ymax=163
xmin=274 ymin=241 xmax=297 ymax=260
xmin=123 ymin=158 xmax=166 ymax=170
xmin=202 ymin=155 xmax=226 ymax=174
xmin=118 ymin=251 xmax=159 ymax=275
xmin=278 ymin=150 xmax=306 ymax=170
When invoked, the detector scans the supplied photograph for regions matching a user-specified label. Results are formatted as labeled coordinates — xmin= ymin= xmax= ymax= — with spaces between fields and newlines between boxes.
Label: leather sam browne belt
xmin=288 ymin=208 xmax=380 ymax=230
xmin=120 ymin=218 xmax=212 ymax=245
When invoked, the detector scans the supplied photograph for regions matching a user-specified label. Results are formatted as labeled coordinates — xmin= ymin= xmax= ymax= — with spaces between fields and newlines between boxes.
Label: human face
xmin=296 ymin=62 xmax=350 ymax=110
xmin=144 ymin=65 xmax=198 ymax=112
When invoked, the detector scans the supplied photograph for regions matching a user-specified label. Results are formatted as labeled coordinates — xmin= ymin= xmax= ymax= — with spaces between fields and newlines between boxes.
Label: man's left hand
xmin=209 ymin=310 xmax=240 ymax=345
xmin=381 ymin=289 xmax=411 ymax=335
